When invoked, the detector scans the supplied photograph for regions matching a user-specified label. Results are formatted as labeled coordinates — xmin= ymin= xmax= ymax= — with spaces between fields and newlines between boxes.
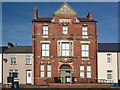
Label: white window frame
xmin=40 ymin=64 xmax=44 ymax=77
xmin=9 ymin=70 xmax=18 ymax=79
xmin=62 ymin=26 xmax=68 ymax=34
xmin=47 ymin=64 xmax=51 ymax=77
xmin=107 ymin=54 xmax=112 ymax=63
xmin=11 ymin=55 xmax=16 ymax=64
xmin=58 ymin=41 xmax=73 ymax=57
xmin=80 ymin=65 xmax=84 ymax=78
xmin=42 ymin=25 xmax=48 ymax=35
xmin=87 ymin=65 xmax=91 ymax=78
xmin=82 ymin=44 xmax=89 ymax=58
xmin=107 ymin=70 xmax=112 ymax=80
xmin=42 ymin=43 xmax=49 ymax=57
xmin=82 ymin=25 xmax=88 ymax=35
xmin=26 ymin=56 xmax=32 ymax=64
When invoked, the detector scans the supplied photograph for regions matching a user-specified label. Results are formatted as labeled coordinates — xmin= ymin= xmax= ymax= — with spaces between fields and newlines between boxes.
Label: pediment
xmin=54 ymin=2 xmax=77 ymax=16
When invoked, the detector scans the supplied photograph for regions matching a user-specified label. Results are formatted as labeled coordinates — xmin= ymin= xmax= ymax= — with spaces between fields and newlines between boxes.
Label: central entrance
xmin=60 ymin=64 xmax=72 ymax=83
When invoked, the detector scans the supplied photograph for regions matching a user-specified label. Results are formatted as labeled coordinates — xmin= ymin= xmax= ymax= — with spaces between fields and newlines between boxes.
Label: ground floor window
xmin=107 ymin=70 xmax=112 ymax=79
xmin=47 ymin=64 xmax=51 ymax=77
xmin=80 ymin=65 xmax=84 ymax=78
xmin=87 ymin=65 xmax=91 ymax=78
xmin=40 ymin=64 xmax=44 ymax=77
xmin=9 ymin=70 xmax=18 ymax=78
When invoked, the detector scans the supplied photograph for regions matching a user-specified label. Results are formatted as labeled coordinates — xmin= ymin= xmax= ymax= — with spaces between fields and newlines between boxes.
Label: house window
xmin=107 ymin=54 xmax=112 ymax=63
xmin=62 ymin=42 xmax=70 ymax=56
xmin=58 ymin=42 xmax=73 ymax=56
xmin=87 ymin=65 xmax=91 ymax=78
xmin=47 ymin=64 xmax=51 ymax=77
xmin=11 ymin=55 xmax=16 ymax=64
xmin=107 ymin=70 xmax=112 ymax=79
xmin=26 ymin=56 xmax=32 ymax=64
xmin=82 ymin=44 xmax=89 ymax=57
xmin=62 ymin=26 xmax=68 ymax=34
xmin=42 ymin=25 xmax=48 ymax=35
xmin=82 ymin=25 xmax=88 ymax=35
xmin=40 ymin=64 xmax=44 ymax=77
xmin=9 ymin=70 xmax=18 ymax=78
xmin=42 ymin=43 xmax=49 ymax=57
xmin=80 ymin=65 xmax=84 ymax=78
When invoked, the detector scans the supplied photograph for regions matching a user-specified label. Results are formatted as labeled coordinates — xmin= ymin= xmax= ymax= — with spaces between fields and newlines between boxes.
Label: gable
xmin=54 ymin=2 xmax=77 ymax=16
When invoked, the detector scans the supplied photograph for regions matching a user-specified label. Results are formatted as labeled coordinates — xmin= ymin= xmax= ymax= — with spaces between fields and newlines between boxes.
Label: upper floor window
xmin=107 ymin=54 xmax=112 ymax=63
xmin=58 ymin=42 xmax=73 ymax=56
xmin=107 ymin=70 xmax=112 ymax=80
xmin=11 ymin=55 xmax=16 ymax=64
xmin=82 ymin=44 xmax=89 ymax=57
xmin=62 ymin=26 xmax=68 ymax=34
xmin=42 ymin=43 xmax=49 ymax=57
xmin=42 ymin=25 xmax=48 ymax=35
xmin=82 ymin=25 xmax=88 ymax=35
xmin=26 ymin=56 xmax=32 ymax=64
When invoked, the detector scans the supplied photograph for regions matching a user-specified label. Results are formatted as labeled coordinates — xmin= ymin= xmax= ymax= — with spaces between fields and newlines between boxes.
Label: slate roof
xmin=2 ymin=46 xmax=32 ymax=53
xmin=1 ymin=43 xmax=120 ymax=53
xmin=98 ymin=43 xmax=120 ymax=52
xmin=32 ymin=17 xmax=97 ymax=22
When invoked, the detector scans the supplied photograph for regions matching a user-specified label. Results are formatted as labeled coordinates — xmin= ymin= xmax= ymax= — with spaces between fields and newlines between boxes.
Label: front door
xmin=26 ymin=70 xmax=32 ymax=84
xmin=60 ymin=64 xmax=72 ymax=83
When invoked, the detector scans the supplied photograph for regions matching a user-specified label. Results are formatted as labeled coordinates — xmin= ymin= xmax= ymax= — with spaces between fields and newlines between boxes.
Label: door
xmin=26 ymin=70 xmax=32 ymax=84
xmin=60 ymin=70 xmax=66 ymax=83
xmin=66 ymin=71 xmax=71 ymax=83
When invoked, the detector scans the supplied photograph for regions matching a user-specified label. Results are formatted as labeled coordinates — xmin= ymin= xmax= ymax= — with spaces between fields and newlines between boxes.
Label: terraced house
xmin=32 ymin=2 xmax=98 ymax=85
xmin=2 ymin=43 xmax=34 ymax=85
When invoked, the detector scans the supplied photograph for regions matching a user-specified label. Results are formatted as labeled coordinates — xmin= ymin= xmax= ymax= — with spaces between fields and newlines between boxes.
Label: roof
xmin=98 ymin=43 xmax=120 ymax=52
xmin=3 ymin=46 xmax=32 ymax=53
xmin=32 ymin=17 xmax=97 ymax=22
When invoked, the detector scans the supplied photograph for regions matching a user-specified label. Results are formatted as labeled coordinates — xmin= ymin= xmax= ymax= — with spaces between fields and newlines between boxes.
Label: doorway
xmin=26 ymin=70 xmax=32 ymax=84
xmin=60 ymin=64 xmax=71 ymax=83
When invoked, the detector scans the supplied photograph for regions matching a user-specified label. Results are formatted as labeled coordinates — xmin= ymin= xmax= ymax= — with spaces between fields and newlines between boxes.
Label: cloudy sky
xmin=2 ymin=2 xmax=118 ymax=46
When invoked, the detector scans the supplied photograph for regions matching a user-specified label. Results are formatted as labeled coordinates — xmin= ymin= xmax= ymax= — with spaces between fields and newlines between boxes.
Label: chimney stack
xmin=8 ymin=42 xmax=14 ymax=48
xmin=34 ymin=6 xmax=38 ymax=19
xmin=87 ymin=12 xmax=92 ymax=19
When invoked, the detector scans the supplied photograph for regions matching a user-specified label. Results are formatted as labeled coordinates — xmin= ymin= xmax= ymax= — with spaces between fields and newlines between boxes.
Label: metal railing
xmin=47 ymin=77 xmax=114 ymax=84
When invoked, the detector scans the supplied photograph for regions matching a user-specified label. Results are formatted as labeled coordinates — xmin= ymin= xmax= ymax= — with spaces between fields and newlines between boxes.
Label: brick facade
xmin=32 ymin=2 xmax=98 ymax=85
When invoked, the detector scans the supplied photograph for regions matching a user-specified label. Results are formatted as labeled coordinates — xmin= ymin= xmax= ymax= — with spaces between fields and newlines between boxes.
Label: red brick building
xmin=32 ymin=2 xmax=98 ymax=85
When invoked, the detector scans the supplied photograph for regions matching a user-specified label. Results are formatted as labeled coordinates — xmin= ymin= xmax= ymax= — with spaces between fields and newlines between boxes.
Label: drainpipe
xmin=117 ymin=52 xmax=119 ymax=84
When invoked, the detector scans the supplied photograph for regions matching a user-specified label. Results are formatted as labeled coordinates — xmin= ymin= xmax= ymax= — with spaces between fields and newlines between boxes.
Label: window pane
xmin=82 ymin=26 xmax=88 ymax=35
xmin=87 ymin=66 xmax=91 ymax=71
xmin=42 ymin=44 xmax=49 ymax=57
xmin=80 ymin=66 xmax=84 ymax=70
xmin=47 ymin=72 xmax=51 ymax=77
xmin=43 ymin=26 xmax=48 ymax=35
xmin=63 ymin=26 xmax=68 ymax=34
xmin=42 ymin=51 xmax=46 ymax=56
xmin=40 ymin=72 xmax=44 ymax=77
xmin=87 ymin=72 xmax=91 ymax=78
xmin=80 ymin=65 xmax=84 ymax=78
xmin=107 ymin=54 xmax=111 ymax=63
xmin=47 ymin=65 xmax=51 ymax=71
xmin=40 ymin=65 xmax=44 ymax=70
xmin=107 ymin=70 xmax=112 ymax=79
xmin=66 ymin=51 xmax=69 ymax=56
